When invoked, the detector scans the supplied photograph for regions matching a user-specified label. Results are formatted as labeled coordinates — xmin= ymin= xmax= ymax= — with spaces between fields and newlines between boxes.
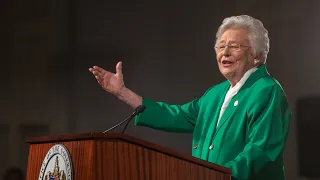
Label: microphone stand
xmin=103 ymin=105 xmax=146 ymax=133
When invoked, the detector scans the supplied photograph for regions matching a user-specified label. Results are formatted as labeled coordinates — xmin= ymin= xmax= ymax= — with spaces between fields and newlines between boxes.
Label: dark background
xmin=1 ymin=0 xmax=320 ymax=179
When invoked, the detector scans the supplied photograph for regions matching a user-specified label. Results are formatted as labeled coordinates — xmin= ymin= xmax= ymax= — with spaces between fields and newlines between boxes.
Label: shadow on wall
xmin=2 ymin=167 xmax=24 ymax=180
xmin=296 ymin=95 xmax=320 ymax=179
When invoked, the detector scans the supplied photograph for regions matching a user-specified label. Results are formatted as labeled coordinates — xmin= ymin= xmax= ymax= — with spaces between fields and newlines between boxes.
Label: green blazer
xmin=134 ymin=65 xmax=291 ymax=180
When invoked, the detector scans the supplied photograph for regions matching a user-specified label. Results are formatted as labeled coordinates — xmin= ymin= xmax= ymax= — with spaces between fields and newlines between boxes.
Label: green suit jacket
xmin=134 ymin=65 xmax=291 ymax=180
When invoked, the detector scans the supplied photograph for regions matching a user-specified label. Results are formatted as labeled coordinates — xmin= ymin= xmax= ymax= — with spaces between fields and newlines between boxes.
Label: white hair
xmin=215 ymin=15 xmax=270 ymax=64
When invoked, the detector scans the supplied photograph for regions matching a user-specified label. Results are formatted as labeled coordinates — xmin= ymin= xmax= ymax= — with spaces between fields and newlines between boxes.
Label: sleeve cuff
xmin=134 ymin=97 xmax=156 ymax=126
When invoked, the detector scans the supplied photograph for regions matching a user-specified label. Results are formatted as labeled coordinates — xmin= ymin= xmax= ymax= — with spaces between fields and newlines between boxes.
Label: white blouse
xmin=216 ymin=67 xmax=258 ymax=127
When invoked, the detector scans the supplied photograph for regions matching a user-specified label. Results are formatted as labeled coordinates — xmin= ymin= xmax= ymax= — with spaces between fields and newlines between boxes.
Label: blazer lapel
xmin=214 ymin=64 xmax=270 ymax=135
xmin=215 ymin=97 xmax=238 ymax=133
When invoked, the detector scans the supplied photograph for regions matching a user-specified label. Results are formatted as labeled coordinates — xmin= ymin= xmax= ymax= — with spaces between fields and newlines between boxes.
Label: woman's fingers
xmin=89 ymin=67 xmax=103 ymax=76
xmin=116 ymin=62 xmax=123 ymax=76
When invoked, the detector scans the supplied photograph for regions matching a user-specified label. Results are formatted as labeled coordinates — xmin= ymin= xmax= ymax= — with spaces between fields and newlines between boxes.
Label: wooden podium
xmin=26 ymin=133 xmax=231 ymax=180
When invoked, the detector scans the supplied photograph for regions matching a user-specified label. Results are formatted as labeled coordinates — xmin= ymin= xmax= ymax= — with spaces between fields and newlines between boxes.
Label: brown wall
xmin=1 ymin=0 xmax=319 ymax=179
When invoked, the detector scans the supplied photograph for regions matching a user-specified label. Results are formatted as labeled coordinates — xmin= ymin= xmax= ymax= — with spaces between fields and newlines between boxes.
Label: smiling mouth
xmin=221 ymin=60 xmax=234 ymax=67
xmin=222 ymin=60 xmax=233 ymax=64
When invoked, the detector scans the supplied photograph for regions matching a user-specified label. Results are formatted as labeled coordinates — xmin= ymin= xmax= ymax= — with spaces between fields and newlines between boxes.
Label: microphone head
xmin=135 ymin=105 xmax=146 ymax=114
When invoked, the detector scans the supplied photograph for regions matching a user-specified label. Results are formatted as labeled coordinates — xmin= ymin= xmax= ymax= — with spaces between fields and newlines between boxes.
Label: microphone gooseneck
xmin=121 ymin=105 xmax=146 ymax=134
xmin=103 ymin=105 xmax=146 ymax=134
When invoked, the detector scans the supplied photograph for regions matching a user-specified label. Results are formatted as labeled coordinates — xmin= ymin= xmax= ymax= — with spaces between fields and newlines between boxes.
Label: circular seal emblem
xmin=38 ymin=144 xmax=73 ymax=180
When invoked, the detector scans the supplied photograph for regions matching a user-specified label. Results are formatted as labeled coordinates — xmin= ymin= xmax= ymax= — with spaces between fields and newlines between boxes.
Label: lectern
xmin=26 ymin=133 xmax=231 ymax=180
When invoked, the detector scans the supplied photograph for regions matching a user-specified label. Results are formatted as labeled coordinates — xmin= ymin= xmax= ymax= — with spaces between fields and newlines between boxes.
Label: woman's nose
xmin=223 ymin=47 xmax=231 ymax=57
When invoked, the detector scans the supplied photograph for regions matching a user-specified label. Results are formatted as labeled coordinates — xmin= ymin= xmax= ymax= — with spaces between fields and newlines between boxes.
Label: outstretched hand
xmin=89 ymin=62 xmax=125 ymax=96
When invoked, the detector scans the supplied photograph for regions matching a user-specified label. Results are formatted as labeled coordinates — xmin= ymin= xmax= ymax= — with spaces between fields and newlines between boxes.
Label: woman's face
xmin=216 ymin=28 xmax=259 ymax=86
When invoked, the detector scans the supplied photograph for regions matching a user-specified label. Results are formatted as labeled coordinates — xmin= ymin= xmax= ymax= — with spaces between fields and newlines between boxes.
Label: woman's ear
xmin=253 ymin=53 xmax=262 ymax=66
xmin=254 ymin=59 xmax=260 ymax=66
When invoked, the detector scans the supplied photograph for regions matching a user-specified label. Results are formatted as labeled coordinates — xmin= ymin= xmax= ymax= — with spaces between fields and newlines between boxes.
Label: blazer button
xmin=209 ymin=144 xmax=214 ymax=150
xmin=193 ymin=144 xmax=198 ymax=149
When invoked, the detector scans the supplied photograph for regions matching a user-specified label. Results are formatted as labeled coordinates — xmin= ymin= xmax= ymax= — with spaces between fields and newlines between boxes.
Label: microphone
xmin=103 ymin=105 xmax=146 ymax=134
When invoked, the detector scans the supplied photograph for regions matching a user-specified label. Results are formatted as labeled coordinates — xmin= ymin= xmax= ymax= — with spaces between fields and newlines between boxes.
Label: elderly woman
xmin=89 ymin=15 xmax=291 ymax=180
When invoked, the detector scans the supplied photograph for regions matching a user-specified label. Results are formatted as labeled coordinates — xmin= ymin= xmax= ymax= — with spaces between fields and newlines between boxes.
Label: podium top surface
xmin=26 ymin=132 xmax=232 ymax=174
